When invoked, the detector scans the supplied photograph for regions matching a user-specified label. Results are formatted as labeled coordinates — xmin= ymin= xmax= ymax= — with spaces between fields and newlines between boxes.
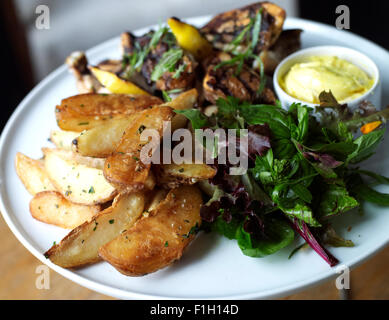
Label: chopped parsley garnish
xmin=151 ymin=48 xmax=183 ymax=82
xmin=183 ymin=222 xmax=200 ymax=238
xmin=109 ymin=219 xmax=115 ymax=224
xmin=173 ymin=63 xmax=186 ymax=79
xmin=88 ymin=186 xmax=95 ymax=194
xmin=124 ymin=25 xmax=169 ymax=76
xmin=164 ymin=241 xmax=169 ymax=247
xmin=162 ymin=91 xmax=172 ymax=102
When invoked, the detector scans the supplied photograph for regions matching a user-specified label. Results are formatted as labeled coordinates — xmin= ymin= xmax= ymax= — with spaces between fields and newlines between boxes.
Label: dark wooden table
xmin=1 ymin=214 xmax=388 ymax=300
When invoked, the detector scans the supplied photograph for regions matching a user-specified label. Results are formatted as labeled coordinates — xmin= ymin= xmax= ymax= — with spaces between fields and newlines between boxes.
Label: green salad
xmin=177 ymin=91 xmax=389 ymax=266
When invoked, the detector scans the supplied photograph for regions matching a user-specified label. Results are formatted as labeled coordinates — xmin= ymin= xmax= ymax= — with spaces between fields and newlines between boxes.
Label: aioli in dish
xmin=279 ymin=55 xmax=374 ymax=104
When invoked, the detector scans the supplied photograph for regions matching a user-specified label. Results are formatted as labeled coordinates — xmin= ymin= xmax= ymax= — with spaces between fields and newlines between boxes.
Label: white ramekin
xmin=273 ymin=46 xmax=381 ymax=111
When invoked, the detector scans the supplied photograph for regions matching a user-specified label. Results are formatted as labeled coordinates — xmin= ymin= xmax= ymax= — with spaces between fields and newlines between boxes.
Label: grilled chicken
xmin=120 ymin=31 xmax=197 ymax=92
xmin=96 ymin=59 xmax=123 ymax=74
xmin=262 ymin=29 xmax=302 ymax=74
xmin=201 ymin=2 xmax=286 ymax=55
xmin=65 ymin=51 xmax=102 ymax=93
xmin=203 ymin=52 xmax=275 ymax=105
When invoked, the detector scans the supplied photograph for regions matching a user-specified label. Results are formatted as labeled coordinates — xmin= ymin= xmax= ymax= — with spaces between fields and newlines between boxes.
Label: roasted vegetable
xmin=104 ymin=106 xmax=174 ymax=193
xmin=50 ymin=130 xmax=79 ymax=150
xmin=154 ymin=163 xmax=216 ymax=189
xmin=30 ymin=191 xmax=100 ymax=229
xmin=43 ymin=148 xmax=116 ymax=205
xmin=45 ymin=192 xmax=145 ymax=267
xmin=15 ymin=153 xmax=55 ymax=195
xmin=73 ymin=117 xmax=136 ymax=158
xmin=99 ymin=185 xmax=202 ymax=276
xmin=55 ymin=93 xmax=162 ymax=131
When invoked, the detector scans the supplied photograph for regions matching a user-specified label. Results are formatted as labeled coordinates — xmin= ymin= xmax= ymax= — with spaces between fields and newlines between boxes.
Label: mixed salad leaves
xmin=177 ymin=92 xmax=389 ymax=266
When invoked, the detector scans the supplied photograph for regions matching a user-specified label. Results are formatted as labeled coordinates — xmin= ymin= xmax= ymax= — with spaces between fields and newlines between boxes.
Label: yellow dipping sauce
xmin=279 ymin=56 xmax=374 ymax=104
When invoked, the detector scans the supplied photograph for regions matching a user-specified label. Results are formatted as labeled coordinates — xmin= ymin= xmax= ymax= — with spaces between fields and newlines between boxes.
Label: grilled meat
xmin=201 ymin=2 xmax=286 ymax=55
xmin=203 ymin=52 xmax=275 ymax=105
xmin=66 ymin=51 xmax=102 ymax=93
xmin=262 ymin=29 xmax=302 ymax=74
xmin=120 ymin=31 xmax=197 ymax=92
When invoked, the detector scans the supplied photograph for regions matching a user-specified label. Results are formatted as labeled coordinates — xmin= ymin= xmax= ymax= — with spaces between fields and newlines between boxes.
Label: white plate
xmin=1 ymin=17 xmax=389 ymax=300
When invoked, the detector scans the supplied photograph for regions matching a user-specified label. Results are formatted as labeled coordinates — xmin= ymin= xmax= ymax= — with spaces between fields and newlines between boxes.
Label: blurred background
xmin=1 ymin=0 xmax=389 ymax=299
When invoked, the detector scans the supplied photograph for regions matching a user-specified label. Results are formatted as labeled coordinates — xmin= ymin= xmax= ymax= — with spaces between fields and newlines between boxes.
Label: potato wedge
xmin=104 ymin=106 xmax=174 ymax=193
xmin=43 ymin=148 xmax=116 ymax=205
xmin=45 ymin=192 xmax=145 ymax=267
xmin=144 ymin=188 xmax=169 ymax=212
xmin=73 ymin=117 xmax=136 ymax=157
xmin=50 ymin=130 xmax=79 ymax=150
xmin=30 ymin=191 xmax=100 ymax=229
xmin=154 ymin=163 xmax=216 ymax=189
xmin=99 ymin=185 xmax=202 ymax=276
xmin=162 ymin=88 xmax=198 ymax=111
xmin=163 ymin=89 xmax=198 ymax=131
xmin=15 ymin=152 xmax=55 ymax=195
xmin=43 ymin=148 xmax=105 ymax=170
xmin=55 ymin=93 xmax=162 ymax=131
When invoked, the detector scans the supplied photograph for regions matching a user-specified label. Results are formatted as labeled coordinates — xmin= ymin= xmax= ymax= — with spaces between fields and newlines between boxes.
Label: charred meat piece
xmin=65 ymin=51 xmax=102 ymax=93
xmin=203 ymin=52 xmax=275 ymax=105
xmin=96 ymin=59 xmax=123 ymax=74
xmin=120 ymin=31 xmax=197 ymax=92
xmin=262 ymin=29 xmax=302 ymax=74
xmin=201 ymin=2 xmax=285 ymax=54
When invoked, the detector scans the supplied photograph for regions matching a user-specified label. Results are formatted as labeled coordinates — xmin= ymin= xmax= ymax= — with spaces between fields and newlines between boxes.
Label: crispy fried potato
xmin=104 ymin=106 xmax=174 ymax=193
xmin=50 ymin=130 xmax=79 ymax=150
xmin=30 ymin=191 xmax=100 ymax=229
xmin=15 ymin=152 xmax=55 ymax=195
xmin=162 ymin=88 xmax=198 ymax=111
xmin=55 ymin=93 xmax=162 ymax=131
xmin=99 ymin=185 xmax=202 ymax=276
xmin=45 ymin=192 xmax=145 ymax=267
xmin=43 ymin=148 xmax=116 ymax=205
xmin=43 ymin=148 xmax=105 ymax=169
xmin=154 ymin=163 xmax=216 ymax=189
xmin=163 ymin=89 xmax=198 ymax=131
xmin=144 ymin=189 xmax=169 ymax=212
xmin=73 ymin=117 xmax=135 ymax=157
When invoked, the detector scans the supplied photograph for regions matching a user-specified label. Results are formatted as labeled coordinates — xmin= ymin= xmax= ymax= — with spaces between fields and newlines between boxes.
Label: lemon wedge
xmin=90 ymin=67 xmax=150 ymax=95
